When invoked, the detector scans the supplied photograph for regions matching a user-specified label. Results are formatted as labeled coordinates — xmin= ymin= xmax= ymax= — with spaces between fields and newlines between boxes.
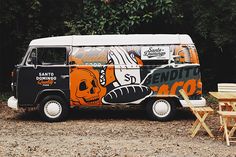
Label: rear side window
xmin=37 ymin=48 xmax=66 ymax=65
xmin=173 ymin=45 xmax=199 ymax=64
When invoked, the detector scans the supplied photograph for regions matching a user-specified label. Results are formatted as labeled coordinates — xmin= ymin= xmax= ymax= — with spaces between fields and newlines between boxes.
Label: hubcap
xmin=44 ymin=100 xmax=62 ymax=119
xmin=152 ymin=99 xmax=171 ymax=118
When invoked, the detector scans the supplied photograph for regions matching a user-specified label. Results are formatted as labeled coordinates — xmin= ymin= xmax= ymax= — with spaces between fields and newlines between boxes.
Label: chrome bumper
xmin=7 ymin=96 xmax=18 ymax=110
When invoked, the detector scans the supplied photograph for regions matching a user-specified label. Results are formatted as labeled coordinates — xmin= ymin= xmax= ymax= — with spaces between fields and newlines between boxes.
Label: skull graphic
xmin=75 ymin=69 xmax=101 ymax=106
xmin=70 ymin=67 xmax=106 ymax=106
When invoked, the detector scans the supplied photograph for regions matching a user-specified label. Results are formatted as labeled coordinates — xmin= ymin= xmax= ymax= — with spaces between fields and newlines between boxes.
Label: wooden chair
xmin=218 ymin=83 xmax=236 ymax=112
xmin=218 ymin=83 xmax=236 ymax=92
xmin=179 ymin=89 xmax=214 ymax=137
xmin=217 ymin=111 xmax=236 ymax=146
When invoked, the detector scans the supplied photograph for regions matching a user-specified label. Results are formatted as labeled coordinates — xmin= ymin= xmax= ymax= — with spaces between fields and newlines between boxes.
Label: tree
xmin=65 ymin=0 xmax=173 ymax=34
xmin=0 ymin=0 xmax=83 ymax=91
xmin=0 ymin=0 xmax=236 ymax=91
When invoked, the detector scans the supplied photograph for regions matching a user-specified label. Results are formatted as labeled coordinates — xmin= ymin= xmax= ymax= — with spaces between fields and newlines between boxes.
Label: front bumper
xmin=7 ymin=96 xmax=18 ymax=110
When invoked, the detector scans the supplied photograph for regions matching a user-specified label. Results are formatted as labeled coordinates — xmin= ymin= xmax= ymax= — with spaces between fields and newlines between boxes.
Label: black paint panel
xmin=17 ymin=65 xmax=69 ymax=106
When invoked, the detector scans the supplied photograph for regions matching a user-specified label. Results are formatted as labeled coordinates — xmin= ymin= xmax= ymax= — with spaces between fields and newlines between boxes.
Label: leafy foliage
xmin=65 ymin=0 xmax=173 ymax=34
xmin=192 ymin=0 xmax=236 ymax=48
xmin=0 ymin=0 xmax=236 ymax=91
xmin=0 ymin=92 xmax=12 ymax=101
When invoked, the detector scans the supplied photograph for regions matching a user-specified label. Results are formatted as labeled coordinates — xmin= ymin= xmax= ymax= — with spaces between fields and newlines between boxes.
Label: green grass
xmin=0 ymin=92 xmax=12 ymax=101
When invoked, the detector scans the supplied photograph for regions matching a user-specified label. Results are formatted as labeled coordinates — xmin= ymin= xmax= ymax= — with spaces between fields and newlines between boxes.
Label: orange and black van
xmin=8 ymin=34 xmax=205 ymax=122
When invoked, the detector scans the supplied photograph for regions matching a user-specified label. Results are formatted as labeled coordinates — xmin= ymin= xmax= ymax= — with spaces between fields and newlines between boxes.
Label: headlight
xmin=11 ymin=83 xmax=14 ymax=91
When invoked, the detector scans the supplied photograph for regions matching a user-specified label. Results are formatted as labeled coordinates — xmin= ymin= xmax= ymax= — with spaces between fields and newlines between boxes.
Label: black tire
xmin=146 ymin=98 xmax=176 ymax=121
xmin=38 ymin=95 xmax=69 ymax=122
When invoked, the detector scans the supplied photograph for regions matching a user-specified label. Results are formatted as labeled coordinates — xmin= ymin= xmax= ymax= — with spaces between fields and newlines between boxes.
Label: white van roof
xmin=29 ymin=34 xmax=194 ymax=46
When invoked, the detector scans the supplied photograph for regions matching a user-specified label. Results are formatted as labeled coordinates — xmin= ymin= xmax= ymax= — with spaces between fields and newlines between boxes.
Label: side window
xmin=173 ymin=45 xmax=199 ymax=64
xmin=37 ymin=48 xmax=66 ymax=65
xmin=70 ymin=47 xmax=107 ymax=66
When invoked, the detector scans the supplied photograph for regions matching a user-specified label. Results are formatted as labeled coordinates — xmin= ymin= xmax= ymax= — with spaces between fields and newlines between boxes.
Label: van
xmin=8 ymin=34 xmax=205 ymax=122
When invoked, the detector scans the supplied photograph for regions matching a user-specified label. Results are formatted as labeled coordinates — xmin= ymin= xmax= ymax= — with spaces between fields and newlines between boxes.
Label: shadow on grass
xmin=14 ymin=106 xmax=195 ymax=122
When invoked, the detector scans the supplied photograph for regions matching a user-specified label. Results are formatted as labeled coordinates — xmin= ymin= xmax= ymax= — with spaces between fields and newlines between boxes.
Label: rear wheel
xmin=38 ymin=95 xmax=69 ymax=122
xmin=146 ymin=98 xmax=176 ymax=121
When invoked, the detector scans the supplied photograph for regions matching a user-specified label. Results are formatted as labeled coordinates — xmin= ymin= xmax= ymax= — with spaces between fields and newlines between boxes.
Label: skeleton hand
xmin=108 ymin=47 xmax=141 ymax=86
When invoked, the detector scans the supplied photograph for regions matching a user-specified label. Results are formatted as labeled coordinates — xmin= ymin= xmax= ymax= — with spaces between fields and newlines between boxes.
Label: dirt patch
xmin=0 ymin=101 xmax=235 ymax=157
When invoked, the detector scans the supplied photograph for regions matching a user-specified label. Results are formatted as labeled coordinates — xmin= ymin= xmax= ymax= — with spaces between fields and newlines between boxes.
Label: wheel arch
xmin=141 ymin=95 xmax=182 ymax=108
xmin=34 ymin=89 xmax=68 ymax=105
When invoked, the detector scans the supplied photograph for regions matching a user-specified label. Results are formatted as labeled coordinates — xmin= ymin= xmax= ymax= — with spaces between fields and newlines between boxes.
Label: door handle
xmin=61 ymin=75 xmax=69 ymax=79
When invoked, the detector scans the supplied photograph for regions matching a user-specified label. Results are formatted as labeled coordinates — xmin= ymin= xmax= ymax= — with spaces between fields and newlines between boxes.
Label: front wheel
xmin=146 ymin=98 xmax=176 ymax=121
xmin=38 ymin=95 xmax=69 ymax=122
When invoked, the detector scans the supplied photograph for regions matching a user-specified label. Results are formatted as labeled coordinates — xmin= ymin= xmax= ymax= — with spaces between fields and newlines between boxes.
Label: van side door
xmin=17 ymin=47 xmax=70 ymax=106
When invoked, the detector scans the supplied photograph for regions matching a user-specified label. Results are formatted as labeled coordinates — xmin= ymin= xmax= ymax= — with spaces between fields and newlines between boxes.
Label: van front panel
xmin=17 ymin=47 xmax=69 ymax=106
xmin=69 ymin=45 xmax=201 ymax=106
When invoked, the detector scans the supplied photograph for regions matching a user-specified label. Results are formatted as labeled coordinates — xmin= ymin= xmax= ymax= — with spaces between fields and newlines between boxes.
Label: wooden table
xmin=209 ymin=92 xmax=236 ymax=111
xmin=209 ymin=92 xmax=236 ymax=146
xmin=209 ymin=92 xmax=236 ymax=125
